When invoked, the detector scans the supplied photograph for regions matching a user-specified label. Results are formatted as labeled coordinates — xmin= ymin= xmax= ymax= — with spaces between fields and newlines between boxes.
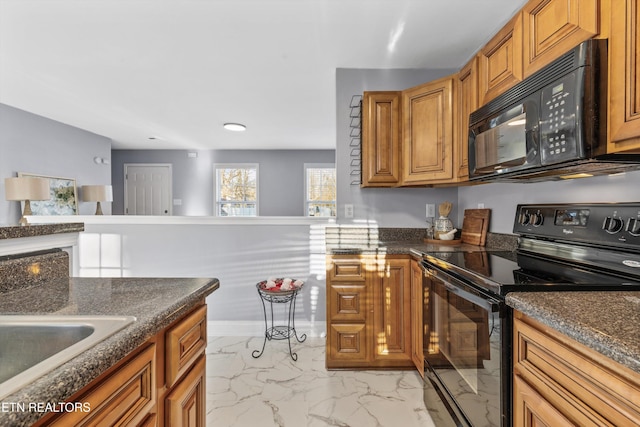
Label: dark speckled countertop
xmin=0 ymin=223 xmax=84 ymax=240
xmin=0 ymin=277 xmax=219 ymax=427
xmin=506 ymin=292 xmax=640 ymax=375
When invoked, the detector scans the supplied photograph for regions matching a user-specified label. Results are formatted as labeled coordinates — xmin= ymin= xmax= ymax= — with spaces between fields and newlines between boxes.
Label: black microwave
xmin=468 ymin=39 xmax=620 ymax=182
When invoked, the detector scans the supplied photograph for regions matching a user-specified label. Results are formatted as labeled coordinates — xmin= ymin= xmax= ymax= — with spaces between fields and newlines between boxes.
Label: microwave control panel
xmin=539 ymin=71 xmax=578 ymax=165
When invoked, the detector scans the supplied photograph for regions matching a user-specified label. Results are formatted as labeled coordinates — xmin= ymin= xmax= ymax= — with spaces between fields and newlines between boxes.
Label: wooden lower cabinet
xmin=326 ymin=255 xmax=413 ymax=369
xmin=371 ymin=257 xmax=411 ymax=364
xmin=409 ymin=258 xmax=424 ymax=377
xmin=37 ymin=303 xmax=208 ymax=427
xmin=165 ymin=355 xmax=206 ymax=427
xmin=48 ymin=343 xmax=156 ymax=427
xmin=513 ymin=311 xmax=640 ymax=426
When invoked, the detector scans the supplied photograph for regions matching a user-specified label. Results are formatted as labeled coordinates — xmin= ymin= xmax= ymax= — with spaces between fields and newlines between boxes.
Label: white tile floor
xmin=206 ymin=336 xmax=438 ymax=427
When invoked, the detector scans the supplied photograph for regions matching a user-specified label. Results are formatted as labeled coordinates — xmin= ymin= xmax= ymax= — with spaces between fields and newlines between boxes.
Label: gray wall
xmin=0 ymin=104 xmax=112 ymax=223
xmin=458 ymin=170 xmax=640 ymax=234
xmin=336 ymin=68 xmax=460 ymax=228
xmin=111 ymin=149 xmax=335 ymax=216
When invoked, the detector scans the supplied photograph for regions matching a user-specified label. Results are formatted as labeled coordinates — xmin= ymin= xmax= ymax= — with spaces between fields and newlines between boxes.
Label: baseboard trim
xmin=207 ymin=320 xmax=326 ymax=338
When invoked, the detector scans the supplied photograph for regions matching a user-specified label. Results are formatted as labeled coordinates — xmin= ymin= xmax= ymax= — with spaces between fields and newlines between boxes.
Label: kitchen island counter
xmin=506 ymin=291 xmax=640 ymax=375
xmin=0 ymin=276 xmax=219 ymax=427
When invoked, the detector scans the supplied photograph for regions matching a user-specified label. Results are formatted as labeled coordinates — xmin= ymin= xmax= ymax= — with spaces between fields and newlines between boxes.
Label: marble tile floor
xmin=206 ymin=336 xmax=438 ymax=427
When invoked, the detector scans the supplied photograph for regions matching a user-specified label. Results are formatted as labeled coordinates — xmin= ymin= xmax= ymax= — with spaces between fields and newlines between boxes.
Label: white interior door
xmin=124 ymin=164 xmax=172 ymax=215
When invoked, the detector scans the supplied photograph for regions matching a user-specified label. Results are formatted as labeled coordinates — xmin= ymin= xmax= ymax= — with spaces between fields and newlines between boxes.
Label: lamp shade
xmin=81 ymin=185 xmax=113 ymax=202
xmin=4 ymin=177 xmax=50 ymax=201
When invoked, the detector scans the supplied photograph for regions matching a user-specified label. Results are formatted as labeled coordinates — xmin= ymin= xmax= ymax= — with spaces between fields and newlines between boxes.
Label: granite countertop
xmin=0 ymin=277 xmax=219 ymax=427
xmin=506 ymin=291 xmax=640 ymax=375
xmin=0 ymin=223 xmax=84 ymax=240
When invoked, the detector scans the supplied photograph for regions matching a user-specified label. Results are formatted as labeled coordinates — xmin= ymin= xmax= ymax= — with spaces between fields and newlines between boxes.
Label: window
xmin=214 ymin=164 xmax=258 ymax=216
xmin=305 ymin=163 xmax=336 ymax=217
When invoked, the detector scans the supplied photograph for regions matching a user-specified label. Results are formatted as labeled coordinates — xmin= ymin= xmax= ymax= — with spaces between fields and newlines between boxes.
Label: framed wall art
xmin=18 ymin=172 xmax=78 ymax=215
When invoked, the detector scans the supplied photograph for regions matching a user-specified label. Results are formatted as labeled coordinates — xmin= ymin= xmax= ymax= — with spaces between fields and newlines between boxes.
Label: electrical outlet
xmin=344 ymin=204 xmax=354 ymax=218
xmin=426 ymin=204 xmax=435 ymax=218
xmin=478 ymin=203 xmax=485 ymax=209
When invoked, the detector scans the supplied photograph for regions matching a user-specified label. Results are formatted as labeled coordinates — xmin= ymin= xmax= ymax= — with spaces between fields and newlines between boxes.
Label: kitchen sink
xmin=0 ymin=315 xmax=136 ymax=399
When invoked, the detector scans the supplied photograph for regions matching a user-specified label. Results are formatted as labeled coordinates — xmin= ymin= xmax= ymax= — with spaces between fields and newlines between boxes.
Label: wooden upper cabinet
xmin=478 ymin=12 xmax=523 ymax=105
xmin=401 ymin=75 xmax=455 ymax=185
xmin=609 ymin=0 xmax=640 ymax=153
xmin=522 ymin=0 xmax=600 ymax=77
xmin=361 ymin=91 xmax=402 ymax=187
xmin=455 ymin=57 xmax=479 ymax=182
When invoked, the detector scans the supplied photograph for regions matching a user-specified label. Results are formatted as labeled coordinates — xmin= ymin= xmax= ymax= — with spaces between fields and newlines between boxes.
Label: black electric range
xmin=417 ymin=203 xmax=640 ymax=427
xmin=422 ymin=202 xmax=640 ymax=299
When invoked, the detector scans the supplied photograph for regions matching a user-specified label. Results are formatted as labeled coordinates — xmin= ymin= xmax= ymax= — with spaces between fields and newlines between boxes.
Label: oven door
xmin=422 ymin=262 xmax=509 ymax=427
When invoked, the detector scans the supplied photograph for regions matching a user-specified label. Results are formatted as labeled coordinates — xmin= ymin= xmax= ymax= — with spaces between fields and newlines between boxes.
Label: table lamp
xmin=82 ymin=185 xmax=113 ymax=215
xmin=4 ymin=177 xmax=51 ymax=226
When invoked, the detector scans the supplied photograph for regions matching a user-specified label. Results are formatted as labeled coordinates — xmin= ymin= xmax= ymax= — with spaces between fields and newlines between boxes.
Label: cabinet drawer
xmin=51 ymin=343 xmax=156 ymax=427
xmin=328 ymin=258 xmax=365 ymax=282
xmin=329 ymin=283 xmax=367 ymax=322
xmin=514 ymin=314 xmax=640 ymax=426
xmin=328 ymin=323 xmax=368 ymax=364
xmin=166 ymin=305 xmax=207 ymax=388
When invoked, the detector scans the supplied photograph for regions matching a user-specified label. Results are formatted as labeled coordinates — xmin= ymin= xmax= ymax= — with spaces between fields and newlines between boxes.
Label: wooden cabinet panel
xmin=326 ymin=255 xmax=414 ymax=368
xmin=479 ymin=12 xmax=524 ymax=104
xmin=410 ymin=259 xmax=424 ymax=378
xmin=362 ymin=91 xmax=402 ymax=187
xmin=401 ymin=76 xmax=455 ymax=185
xmin=513 ymin=312 xmax=640 ymax=426
xmin=329 ymin=283 xmax=367 ymax=322
xmin=609 ymin=0 xmax=640 ymax=152
xmin=50 ymin=344 xmax=156 ymax=427
xmin=328 ymin=323 xmax=368 ymax=364
xmin=371 ymin=258 xmax=411 ymax=364
xmin=455 ymin=57 xmax=478 ymax=182
xmin=165 ymin=355 xmax=206 ymax=427
xmin=513 ymin=375 xmax=575 ymax=427
xmin=166 ymin=305 xmax=207 ymax=388
xmin=522 ymin=0 xmax=599 ymax=77
xmin=327 ymin=257 xmax=366 ymax=282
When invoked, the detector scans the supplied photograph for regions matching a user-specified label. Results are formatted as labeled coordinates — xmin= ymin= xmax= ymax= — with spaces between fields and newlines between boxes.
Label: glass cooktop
xmin=424 ymin=250 xmax=640 ymax=297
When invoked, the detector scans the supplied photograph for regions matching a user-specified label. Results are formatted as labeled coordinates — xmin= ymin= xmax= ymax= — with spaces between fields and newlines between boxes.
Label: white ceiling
xmin=0 ymin=0 xmax=527 ymax=150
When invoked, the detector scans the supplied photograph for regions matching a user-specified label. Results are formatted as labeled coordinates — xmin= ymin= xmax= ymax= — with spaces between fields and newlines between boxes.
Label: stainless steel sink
xmin=0 ymin=315 xmax=136 ymax=399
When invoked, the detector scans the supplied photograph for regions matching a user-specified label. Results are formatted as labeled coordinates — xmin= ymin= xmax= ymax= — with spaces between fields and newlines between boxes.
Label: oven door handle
xmin=441 ymin=279 xmax=501 ymax=312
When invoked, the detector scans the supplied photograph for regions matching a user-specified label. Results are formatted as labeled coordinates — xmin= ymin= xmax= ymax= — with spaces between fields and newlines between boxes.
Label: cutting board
xmin=461 ymin=209 xmax=491 ymax=246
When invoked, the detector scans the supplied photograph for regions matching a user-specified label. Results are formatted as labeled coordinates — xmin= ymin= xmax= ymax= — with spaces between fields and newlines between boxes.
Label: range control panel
xmin=514 ymin=203 xmax=640 ymax=249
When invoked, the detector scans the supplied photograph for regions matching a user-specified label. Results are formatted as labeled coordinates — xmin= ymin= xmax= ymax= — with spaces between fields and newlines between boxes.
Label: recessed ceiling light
xmin=223 ymin=123 xmax=246 ymax=132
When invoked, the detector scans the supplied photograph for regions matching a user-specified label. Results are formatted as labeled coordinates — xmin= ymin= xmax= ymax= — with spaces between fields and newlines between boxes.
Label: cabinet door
xmin=361 ymin=91 xmax=402 ymax=187
xmin=410 ymin=259 xmax=424 ymax=378
xmin=513 ymin=375 xmax=576 ymax=427
xmin=455 ymin=57 xmax=479 ymax=182
xmin=522 ymin=0 xmax=599 ymax=77
xmin=609 ymin=1 xmax=640 ymax=152
xmin=50 ymin=344 xmax=156 ymax=427
xmin=513 ymin=312 xmax=640 ymax=426
xmin=479 ymin=12 xmax=524 ymax=104
xmin=165 ymin=355 xmax=206 ymax=427
xmin=371 ymin=258 xmax=412 ymax=365
xmin=401 ymin=76 xmax=455 ymax=185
